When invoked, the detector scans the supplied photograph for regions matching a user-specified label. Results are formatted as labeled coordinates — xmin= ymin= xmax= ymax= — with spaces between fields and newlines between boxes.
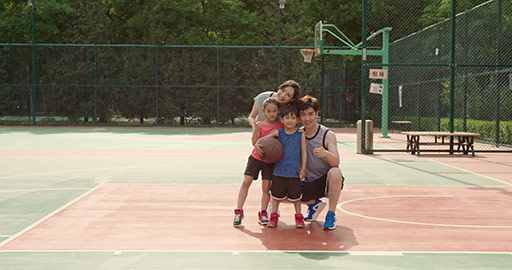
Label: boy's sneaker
xmin=266 ymin=204 xmax=280 ymax=217
xmin=323 ymin=211 xmax=336 ymax=230
xmin=304 ymin=199 xmax=326 ymax=221
xmin=258 ymin=211 xmax=269 ymax=225
xmin=295 ymin=214 xmax=305 ymax=228
xmin=233 ymin=209 xmax=244 ymax=228
xmin=267 ymin=213 xmax=279 ymax=228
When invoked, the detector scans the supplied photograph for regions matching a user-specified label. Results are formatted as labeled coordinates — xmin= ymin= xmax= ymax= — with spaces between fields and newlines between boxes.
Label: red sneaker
xmin=267 ymin=213 xmax=279 ymax=228
xmin=295 ymin=214 xmax=305 ymax=228
xmin=258 ymin=211 xmax=269 ymax=225
xmin=233 ymin=209 xmax=243 ymax=228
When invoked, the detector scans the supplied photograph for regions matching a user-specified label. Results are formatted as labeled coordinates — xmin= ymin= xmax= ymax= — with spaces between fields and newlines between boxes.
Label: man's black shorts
xmin=244 ymin=156 xmax=274 ymax=180
xmin=270 ymin=175 xmax=302 ymax=201
xmin=301 ymin=174 xmax=345 ymax=202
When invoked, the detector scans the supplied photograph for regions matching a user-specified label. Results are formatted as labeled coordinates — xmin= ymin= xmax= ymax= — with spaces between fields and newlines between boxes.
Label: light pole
xmin=28 ymin=0 xmax=36 ymax=124
xmin=277 ymin=0 xmax=285 ymax=84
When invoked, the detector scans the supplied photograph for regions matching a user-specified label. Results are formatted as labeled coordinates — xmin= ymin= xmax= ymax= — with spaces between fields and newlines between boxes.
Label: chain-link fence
xmin=363 ymin=0 xmax=512 ymax=152
xmin=0 ymin=44 xmax=357 ymax=127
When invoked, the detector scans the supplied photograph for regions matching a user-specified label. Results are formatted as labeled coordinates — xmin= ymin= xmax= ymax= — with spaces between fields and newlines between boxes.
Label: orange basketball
xmin=259 ymin=137 xmax=283 ymax=164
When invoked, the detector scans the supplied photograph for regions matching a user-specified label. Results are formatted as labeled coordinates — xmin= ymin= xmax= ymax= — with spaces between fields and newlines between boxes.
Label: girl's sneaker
xmin=295 ymin=214 xmax=305 ymax=228
xmin=233 ymin=209 xmax=244 ymax=228
xmin=258 ymin=211 xmax=269 ymax=225
xmin=267 ymin=213 xmax=279 ymax=228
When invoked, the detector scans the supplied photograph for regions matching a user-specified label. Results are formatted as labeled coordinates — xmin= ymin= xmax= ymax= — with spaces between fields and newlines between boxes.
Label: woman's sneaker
xmin=304 ymin=199 xmax=326 ymax=221
xmin=267 ymin=213 xmax=279 ymax=228
xmin=295 ymin=214 xmax=305 ymax=228
xmin=258 ymin=211 xmax=269 ymax=225
xmin=323 ymin=211 xmax=336 ymax=230
xmin=233 ymin=209 xmax=244 ymax=228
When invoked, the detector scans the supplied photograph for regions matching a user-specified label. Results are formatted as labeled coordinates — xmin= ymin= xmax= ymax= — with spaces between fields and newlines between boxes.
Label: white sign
xmin=370 ymin=83 xmax=383 ymax=95
xmin=398 ymin=85 xmax=403 ymax=108
xmin=369 ymin=69 xmax=388 ymax=79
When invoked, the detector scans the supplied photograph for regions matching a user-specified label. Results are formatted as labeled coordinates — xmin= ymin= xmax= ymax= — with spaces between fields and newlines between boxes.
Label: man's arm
xmin=313 ymin=130 xmax=340 ymax=167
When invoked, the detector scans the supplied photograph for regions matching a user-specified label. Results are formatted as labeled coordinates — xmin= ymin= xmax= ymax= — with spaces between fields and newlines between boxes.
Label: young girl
xmin=233 ymin=97 xmax=284 ymax=227
xmin=255 ymin=104 xmax=307 ymax=228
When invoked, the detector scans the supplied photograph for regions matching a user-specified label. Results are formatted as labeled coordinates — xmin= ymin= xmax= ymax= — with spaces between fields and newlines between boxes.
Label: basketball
xmin=259 ymin=137 xmax=283 ymax=164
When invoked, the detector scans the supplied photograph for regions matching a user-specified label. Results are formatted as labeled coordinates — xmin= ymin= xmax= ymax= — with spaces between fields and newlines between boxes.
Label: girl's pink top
xmin=251 ymin=122 xmax=284 ymax=161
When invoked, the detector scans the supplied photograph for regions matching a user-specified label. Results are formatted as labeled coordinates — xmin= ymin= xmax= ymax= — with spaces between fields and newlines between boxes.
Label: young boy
xmin=255 ymin=104 xmax=307 ymax=228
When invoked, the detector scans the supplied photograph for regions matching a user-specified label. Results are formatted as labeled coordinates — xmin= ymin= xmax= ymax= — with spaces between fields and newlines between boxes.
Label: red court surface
xmin=2 ymin=184 xmax=511 ymax=252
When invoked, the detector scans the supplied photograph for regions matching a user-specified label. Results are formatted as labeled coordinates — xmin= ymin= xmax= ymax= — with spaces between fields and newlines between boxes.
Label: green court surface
xmin=1 ymin=251 xmax=511 ymax=270
xmin=1 ymin=128 xmax=511 ymax=269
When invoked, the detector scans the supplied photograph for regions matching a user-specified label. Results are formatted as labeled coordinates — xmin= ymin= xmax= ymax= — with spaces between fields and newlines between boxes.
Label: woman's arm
xmin=248 ymin=102 xmax=260 ymax=129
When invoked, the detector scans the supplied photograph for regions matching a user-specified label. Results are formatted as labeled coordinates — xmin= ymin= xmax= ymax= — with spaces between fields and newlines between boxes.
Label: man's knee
xmin=327 ymin=167 xmax=344 ymax=189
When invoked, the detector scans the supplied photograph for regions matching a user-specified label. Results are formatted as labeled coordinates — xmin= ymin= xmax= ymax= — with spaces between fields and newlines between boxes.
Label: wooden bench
xmin=402 ymin=131 xmax=480 ymax=156
xmin=391 ymin=120 xmax=412 ymax=131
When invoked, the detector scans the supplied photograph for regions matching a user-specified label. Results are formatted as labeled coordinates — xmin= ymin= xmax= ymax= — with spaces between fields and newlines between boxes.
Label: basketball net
xmin=300 ymin=49 xmax=317 ymax=63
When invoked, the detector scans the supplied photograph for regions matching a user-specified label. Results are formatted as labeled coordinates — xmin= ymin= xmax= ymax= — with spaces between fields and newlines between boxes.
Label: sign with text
xmin=369 ymin=69 xmax=388 ymax=79
xmin=370 ymin=83 xmax=383 ymax=95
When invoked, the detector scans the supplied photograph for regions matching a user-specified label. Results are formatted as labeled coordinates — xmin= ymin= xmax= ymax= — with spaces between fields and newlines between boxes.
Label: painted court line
xmin=0 ymin=188 xmax=91 ymax=193
xmin=338 ymin=194 xmax=512 ymax=229
xmin=428 ymin=158 xmax=512 ymax=186
xmin=0 ymin=250 xmax=510 ymax=255
xmin=0 ymin=184 xmax=102 ymax=248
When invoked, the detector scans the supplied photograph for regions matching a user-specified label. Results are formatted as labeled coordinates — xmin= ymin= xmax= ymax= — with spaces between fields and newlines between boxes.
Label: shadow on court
xmin=237 ymin=223 xmax=358 ymax=252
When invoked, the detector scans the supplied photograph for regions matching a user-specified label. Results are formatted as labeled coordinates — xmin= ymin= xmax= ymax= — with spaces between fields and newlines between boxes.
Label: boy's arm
xmin=254 ymin=130 xmax=279 ymax=157
xmin=313 ymin=130 xmax=340 ymax=167
xmin=299 ymin=133 xmax=307 ymax=180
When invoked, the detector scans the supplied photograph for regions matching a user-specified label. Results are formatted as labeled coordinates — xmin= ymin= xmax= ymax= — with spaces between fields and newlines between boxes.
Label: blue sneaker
xmin=323 ymin=211 xmax=336 ymax=230
xmin=304 ymin=199 xmax=326 ymax=222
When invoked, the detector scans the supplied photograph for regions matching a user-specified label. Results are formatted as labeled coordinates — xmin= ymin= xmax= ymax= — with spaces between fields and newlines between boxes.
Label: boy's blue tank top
xmin=273 ymin=129 xmax=302 ymax=178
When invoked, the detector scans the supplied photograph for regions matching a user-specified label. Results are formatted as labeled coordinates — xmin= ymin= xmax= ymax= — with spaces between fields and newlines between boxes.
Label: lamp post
xmin=277 ymin=0 xmax=285 ymax=84
xmin=28 ymin=0 xmax=36 ymax=124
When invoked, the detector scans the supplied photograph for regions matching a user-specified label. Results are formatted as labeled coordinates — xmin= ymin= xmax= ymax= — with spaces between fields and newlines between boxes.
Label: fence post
xmin=449 ymin=0 xmax=457 ymax=154
xmin=155 ymin=46 xmax=159 ymax=125
xmin=360 ymin=0 xmax=368 ymax=153
xmin=94 ymin=45 xmax=97 ymax=124
xmin=216 ymin=47 xmax=220 ymax=127
xmin=495 ymin=0 xmax=502 ymax=146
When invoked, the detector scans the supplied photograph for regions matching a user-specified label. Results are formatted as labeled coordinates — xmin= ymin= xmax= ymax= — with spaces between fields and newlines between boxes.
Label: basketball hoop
xmin=300 ymin=49 xmax=318 ymax=63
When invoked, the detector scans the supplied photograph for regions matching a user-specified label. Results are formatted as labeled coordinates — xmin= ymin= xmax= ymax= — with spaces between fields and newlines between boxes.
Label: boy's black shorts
xmin=244 ymin=156 xmax=274 ymax=180
xmin=270 ymin=175 xmax=302 ymax=201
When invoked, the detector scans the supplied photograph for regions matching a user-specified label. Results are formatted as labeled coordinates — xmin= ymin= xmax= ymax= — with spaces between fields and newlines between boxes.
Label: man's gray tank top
xmin=253 ymin=91 xmax=276 ymax=122
xmin=304 ymin=124 xmax=332 ymax=182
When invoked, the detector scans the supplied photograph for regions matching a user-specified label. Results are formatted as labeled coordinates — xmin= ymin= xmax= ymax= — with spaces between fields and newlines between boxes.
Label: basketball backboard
xmin=314 ymin=21 xmax=322 ymax=56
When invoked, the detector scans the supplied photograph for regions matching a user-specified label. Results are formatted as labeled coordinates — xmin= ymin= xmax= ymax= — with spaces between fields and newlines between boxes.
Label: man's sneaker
xmin=304 ymin=199 xmax=326 ymax=221
xmin=323 ymin=211 xmax=336 ymax=230
xmin=267 ymin=213 xmax=279 ymax=228
xmin=258 ymin=211 xmax=269 ymax=225
xmin=295 ymin=214 xmax=305 ymax=228
xmin=233 ymin=209 xmax=243 ymax=228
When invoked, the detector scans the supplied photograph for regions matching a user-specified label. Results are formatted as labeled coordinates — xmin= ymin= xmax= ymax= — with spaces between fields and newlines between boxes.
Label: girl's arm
xmin=251 ymin=126 xmax=261 ymax=146
xmin=254 ymin=130 xmax=279 ymax=157
xmin=299 ymin=133 xmax=307 ymax=180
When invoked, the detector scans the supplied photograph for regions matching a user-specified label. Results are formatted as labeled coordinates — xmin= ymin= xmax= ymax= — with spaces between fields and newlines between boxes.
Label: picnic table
xmin=402 ymin=131 xmax=480 ymax=156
